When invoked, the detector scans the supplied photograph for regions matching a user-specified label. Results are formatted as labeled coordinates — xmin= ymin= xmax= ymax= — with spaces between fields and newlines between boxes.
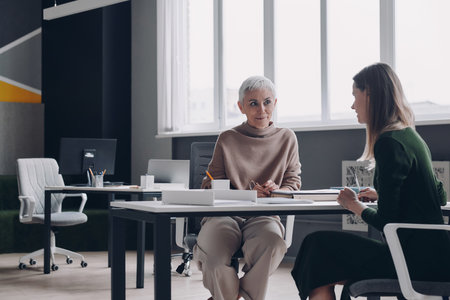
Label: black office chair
xmin=175 ymin=142 xmax=215 ymax=276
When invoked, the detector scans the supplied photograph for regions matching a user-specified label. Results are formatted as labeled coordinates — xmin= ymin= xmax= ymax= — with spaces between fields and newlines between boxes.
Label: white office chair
xmin=348 ymin=223 xmax=450 ymax=300
xmin=16 ymin=158 xmax=88 ymax=271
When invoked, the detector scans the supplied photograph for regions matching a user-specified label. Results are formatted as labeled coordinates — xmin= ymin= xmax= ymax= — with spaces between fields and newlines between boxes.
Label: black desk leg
xmin=44 ymin=191 xmax=51 ymax=274
xmin=108 ymin=194 xmax=116 ymax=268
xmin=112 ymin=213 xmax=126 ymax=300
xmin=154 ymin=214 xmax=171 ymax=300
xmin=136 ymin=221 xmax=145 ymax=288
xmin=136 ymin=193 xmax=145 ymax=288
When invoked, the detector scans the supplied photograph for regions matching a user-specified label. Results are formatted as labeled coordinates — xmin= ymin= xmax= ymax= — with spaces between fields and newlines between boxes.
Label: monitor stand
xmin=69 ymin=170 xmax=92 ymax=187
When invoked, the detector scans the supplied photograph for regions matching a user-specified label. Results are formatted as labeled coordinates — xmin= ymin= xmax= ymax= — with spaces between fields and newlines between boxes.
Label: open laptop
xmin=147 ymin=159 xmax=190 ymax=189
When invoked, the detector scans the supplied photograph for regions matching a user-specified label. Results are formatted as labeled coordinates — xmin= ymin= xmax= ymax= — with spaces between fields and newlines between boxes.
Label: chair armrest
xmin=384 ymin=223 xmax=449 ymax=300
xmin=284 ymin=215 xmax=295 ymax=248
xmin=63 ymin=193 xmax=88 ymax=212
xmin=18 ymin=195 xmax=36 ymax=223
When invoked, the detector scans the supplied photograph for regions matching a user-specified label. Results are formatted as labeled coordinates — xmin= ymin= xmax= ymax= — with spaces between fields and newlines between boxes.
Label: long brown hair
xmin=353 ymin=63 xmax=415 ymax=162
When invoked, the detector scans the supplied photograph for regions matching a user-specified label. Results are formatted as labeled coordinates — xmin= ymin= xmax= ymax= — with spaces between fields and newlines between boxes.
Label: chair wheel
xmin=81 ymin=261 xmax=88 ymax=268
xmin=29 ymin=259 xmax=37 ymax=265
xmin=176 ymin=263 xmax=185 ymax=274
xmin=66 ymin=257 xmax=73 ymax=264
xmin=51 ymin=264 xmax=59 ymax=271
xmin=19 ymin=263 xmax=27 ymax=270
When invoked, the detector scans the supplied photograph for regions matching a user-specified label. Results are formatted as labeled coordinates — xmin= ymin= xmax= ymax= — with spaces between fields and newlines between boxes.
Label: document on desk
xmin=257 ymin=197 xmax=314 ymax=204
xmin=270 ymin=189 xmax=339 ymax=201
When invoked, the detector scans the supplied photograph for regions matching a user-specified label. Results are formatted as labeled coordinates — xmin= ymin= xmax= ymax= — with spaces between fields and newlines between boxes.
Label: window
xmin=274 ymin=0 xmax=321 ymax=123
xmin=157 ymin=0 xmax=450 ymax=136
xmin=395 ymin=0 xmax=450 ymax=121
xmin=222 ymin=0 xmax=264 ymax=127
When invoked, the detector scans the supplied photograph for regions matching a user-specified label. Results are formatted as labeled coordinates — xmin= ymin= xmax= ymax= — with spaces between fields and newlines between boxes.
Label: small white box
xmin=140 ymin=175 xmax=154 ymax=189
xmin=211 ymin=179 xmax=230 ymax=190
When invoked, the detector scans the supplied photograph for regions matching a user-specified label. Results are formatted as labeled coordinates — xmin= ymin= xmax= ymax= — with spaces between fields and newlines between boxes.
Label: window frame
xmin=156 ymin=0 xmax=450 ymax=137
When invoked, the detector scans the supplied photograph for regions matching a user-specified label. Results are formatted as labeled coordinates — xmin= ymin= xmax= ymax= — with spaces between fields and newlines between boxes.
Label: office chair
xmin=174 ymin=142 xmax=296 ymax=276
xmin=16 ymin=158 xmax=88 ymax=271
xmin=348 ymin=223 xmax=450 ymax=300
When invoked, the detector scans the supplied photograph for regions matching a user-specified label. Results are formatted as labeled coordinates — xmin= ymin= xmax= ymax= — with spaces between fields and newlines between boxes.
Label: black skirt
xmin=291 ymin=229 xmax=450 ymax=300
xmin=290 ymin=231 xmax=396 ymax=300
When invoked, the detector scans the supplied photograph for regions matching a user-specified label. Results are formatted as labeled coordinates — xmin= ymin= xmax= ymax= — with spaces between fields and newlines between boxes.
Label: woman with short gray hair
xmin=194 ymin=75 xmax=301 ymax=300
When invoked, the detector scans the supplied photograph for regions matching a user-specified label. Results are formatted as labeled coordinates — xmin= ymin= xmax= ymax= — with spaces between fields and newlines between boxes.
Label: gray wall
xmin=0 ymin=1 xmax=43 ymax=175
xmin=0 ymin=102 xmax=44 ymax=174
xmin=131 ymin=0 xmax=172 ymax=184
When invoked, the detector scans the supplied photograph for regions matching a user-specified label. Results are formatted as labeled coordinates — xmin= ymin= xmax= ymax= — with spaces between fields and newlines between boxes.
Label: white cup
xmin=211 ymin=179 xmax=230 ymax=190
xmin=140 ymin=175 xmax=154 ymax=189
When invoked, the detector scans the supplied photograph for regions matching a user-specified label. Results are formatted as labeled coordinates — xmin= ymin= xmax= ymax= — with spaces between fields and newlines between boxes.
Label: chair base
xmin=18 ymin=231 xmax=87 ymax=270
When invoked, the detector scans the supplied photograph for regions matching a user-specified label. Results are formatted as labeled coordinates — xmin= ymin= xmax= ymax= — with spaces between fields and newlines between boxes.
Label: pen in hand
xmin=352 ymin=168 xmax=361 ymax=193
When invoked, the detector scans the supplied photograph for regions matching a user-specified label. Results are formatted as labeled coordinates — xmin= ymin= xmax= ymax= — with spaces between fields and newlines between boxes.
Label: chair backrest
xmin=189 ymin=142 xmax=215 ymax=189
xmin=16 ymin=158 xmax=65 ymax=214
xmin=147 ymin=159 xmax=190 ymax=188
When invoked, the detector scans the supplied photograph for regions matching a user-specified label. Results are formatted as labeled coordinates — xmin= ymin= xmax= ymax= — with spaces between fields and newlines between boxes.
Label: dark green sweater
xmin=360 ymin=127 xmax=450 ymax=281
xmin=361 ymin=127 xmax=446 ymax=230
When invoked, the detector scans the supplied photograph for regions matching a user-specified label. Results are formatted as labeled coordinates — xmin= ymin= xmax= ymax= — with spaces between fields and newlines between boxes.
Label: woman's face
xmin=351 ymin=82 xmax=369 ymax=124
xmin=238 ymin=88 xmax=277 ymax=129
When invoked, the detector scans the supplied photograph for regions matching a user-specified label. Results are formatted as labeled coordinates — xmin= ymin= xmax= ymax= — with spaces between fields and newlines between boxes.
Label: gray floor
xmin=0 ymin=251 xmax=396 ymax=300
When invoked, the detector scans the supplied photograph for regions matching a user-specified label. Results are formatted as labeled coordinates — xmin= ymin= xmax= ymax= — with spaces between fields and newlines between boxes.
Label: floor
xmin=0 ymin=251 xmax=397 ymax=300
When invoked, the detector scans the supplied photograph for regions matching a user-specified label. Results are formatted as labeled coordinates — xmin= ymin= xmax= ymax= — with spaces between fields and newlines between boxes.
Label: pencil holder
xmin=93 ymin=174 xmax=104 ymax=187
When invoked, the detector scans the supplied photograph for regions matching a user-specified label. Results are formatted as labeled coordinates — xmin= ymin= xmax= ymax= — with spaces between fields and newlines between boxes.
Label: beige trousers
xmin=193 ymin=216 xmax=287 ymax=300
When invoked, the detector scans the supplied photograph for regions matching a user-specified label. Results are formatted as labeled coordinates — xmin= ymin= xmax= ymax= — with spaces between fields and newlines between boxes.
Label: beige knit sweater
xmin=202 ymin=121 xmax=301 ymax=191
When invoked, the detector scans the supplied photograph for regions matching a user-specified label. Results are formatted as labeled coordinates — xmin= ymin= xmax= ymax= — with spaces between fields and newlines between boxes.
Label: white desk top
xmin=110 ymin=200 xmax=348 ymax=213
xmin=45 ymin=184 xmax=183 ymax=193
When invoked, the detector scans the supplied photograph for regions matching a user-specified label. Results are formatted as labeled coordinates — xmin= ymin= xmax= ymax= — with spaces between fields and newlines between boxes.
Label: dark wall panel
xmin=0 ymin=0 xmax=41 ymax=47
xmin=43 ymin=3 xmax=131 ymax=183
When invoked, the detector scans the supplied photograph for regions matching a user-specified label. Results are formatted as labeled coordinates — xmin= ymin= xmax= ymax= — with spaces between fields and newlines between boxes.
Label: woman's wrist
xmin=349 ymin=201 xmax=368 ymax=216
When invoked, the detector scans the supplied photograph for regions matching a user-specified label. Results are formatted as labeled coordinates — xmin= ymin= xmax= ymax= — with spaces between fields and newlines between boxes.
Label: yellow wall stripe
xmin=0 ymin=80 xmax=41 ymax=103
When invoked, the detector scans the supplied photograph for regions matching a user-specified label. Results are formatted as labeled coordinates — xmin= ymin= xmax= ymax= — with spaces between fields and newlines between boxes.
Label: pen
xmin=353 ymin=169 xmax=361 ymax=193
xmin=88 ymin=168 xmax=95 ymax=178
xmin=206 ymin=170 xmax=214 ymax=180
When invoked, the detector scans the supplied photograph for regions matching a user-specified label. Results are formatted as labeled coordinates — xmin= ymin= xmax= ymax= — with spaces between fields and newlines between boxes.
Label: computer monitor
xmin=59 ymin=138 xmax=117 ymax=184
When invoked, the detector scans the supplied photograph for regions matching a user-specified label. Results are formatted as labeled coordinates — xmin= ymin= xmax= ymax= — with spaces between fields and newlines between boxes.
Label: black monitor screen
xmin=58 ymin=138 xmax=117 ymax=176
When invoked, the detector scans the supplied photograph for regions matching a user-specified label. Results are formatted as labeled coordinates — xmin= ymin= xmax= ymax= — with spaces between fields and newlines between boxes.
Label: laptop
xmin=147 ymin=159 xmax=190 ymax=189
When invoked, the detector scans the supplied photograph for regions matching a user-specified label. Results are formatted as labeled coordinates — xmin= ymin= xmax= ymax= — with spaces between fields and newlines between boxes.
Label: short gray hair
xmin=238 ymin=76 xmax=276 ymax=104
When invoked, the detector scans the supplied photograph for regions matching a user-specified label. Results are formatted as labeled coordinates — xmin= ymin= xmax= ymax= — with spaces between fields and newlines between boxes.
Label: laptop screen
xmin=147 ymin=159 xmax=190 ymax=189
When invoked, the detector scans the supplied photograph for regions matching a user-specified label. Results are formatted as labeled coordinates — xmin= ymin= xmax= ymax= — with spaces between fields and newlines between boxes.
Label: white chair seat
xmin=32 ymin=212 xmax=88 ymax=226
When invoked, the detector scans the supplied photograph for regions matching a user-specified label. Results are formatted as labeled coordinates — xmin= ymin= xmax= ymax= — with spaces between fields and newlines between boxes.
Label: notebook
xmin=257 ymin=197 xmax=314 ymax=204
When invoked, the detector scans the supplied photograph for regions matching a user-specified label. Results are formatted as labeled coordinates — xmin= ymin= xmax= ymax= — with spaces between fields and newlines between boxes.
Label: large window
xmin=157 ymin=0 xmax=450 ymax=135
xmin=395 ymin=0 xmax=450 ymax=121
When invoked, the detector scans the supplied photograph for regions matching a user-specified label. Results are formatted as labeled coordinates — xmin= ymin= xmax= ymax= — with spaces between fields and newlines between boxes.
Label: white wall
xmin=131 ymin=0 xmax=172 ymax=184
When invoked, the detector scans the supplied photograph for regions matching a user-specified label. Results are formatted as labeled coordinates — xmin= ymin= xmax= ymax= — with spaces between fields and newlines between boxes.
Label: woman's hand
xmin=358 ymin=187 xmax=378 ymax=202
xmin=337 ymin=187 xmax=367 ymax=216
xmin=251 ymin=179 xmax=279 ymax=197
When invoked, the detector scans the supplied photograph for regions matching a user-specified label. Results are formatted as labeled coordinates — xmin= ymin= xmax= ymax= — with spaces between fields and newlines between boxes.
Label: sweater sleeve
xmin=280 ymin=131 xmax=302 ymax=190
xmin=361 ymin=137 xmax=412 ymax=231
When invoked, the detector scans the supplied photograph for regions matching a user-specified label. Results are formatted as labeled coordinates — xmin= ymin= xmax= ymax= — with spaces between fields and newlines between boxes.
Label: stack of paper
xmin=270 ymin=189 xmax=339 ymax=201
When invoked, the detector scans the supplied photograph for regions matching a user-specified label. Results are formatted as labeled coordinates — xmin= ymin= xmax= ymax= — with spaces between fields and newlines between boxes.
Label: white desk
xmin=43 ymin=186 xmax=166 ymax=287
xmin=109 ymin=200 xmax=352 ymax=300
